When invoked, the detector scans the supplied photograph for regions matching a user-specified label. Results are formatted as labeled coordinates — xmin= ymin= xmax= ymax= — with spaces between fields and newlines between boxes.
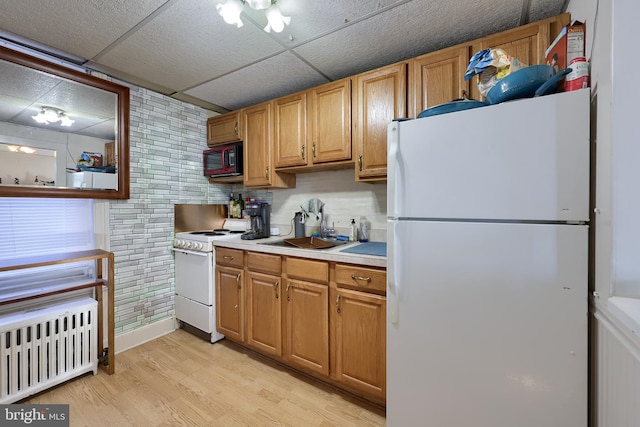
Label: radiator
xmin=0 ymin=297 xmax=98 ymax=403
xmin=594 ymin=303 xmax=640 ymax=427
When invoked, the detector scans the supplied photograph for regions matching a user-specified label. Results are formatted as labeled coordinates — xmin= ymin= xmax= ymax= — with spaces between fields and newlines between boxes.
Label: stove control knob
xmin=186 ymin=241 xmax=192 ymax=249
xmin=196 ymin=243 xmax=203 ymax=250
xmin=178 ymin=240 xmax=185 ymax=247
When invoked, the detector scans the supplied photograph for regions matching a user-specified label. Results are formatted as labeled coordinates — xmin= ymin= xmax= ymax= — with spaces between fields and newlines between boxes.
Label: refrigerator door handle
xmin=388 ymin=220 xmax=399 ymax=324
xmin=387 ymin=123 xmax=400 ymax=219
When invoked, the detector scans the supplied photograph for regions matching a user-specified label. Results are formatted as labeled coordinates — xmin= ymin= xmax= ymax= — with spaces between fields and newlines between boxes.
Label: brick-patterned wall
xmin=109 ymin=87 xmax=228 ymax=335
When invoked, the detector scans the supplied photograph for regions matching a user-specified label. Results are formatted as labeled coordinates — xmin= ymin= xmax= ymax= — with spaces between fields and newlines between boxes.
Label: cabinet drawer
xmin=247 ymin=251 xmax=281 ymax=275
xmin=335 ymin=264 xmax=386 ymax=295
xmin=286 ymin=257 xmax=329 ymax=284
xmin=216 ymin=248 xmax=243 ymax=268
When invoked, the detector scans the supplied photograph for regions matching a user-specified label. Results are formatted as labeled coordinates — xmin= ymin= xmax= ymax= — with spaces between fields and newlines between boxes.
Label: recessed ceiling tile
xmin=293 ymin=0 xmax=522 ymax=80
xmin=96 ymin=0 xmax=285 ymax=92
xmin=529 ymin=0 xmax=566 ymax=24
xmin=185 ymin=51 xmax=329 ymax=111
xmin=0 ymin=0 xmax=167 ymax=59
xmin=244 ymin=0 xmax=404 ymax=45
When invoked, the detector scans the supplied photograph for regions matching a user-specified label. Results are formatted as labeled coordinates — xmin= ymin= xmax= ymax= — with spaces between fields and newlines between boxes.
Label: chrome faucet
xmin=319 ymin=210 xmax=335 ymax=238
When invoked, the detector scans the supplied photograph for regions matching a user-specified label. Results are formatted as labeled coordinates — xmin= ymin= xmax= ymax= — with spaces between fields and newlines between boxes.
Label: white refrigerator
xmin=386 ymin=89 xmax=590 ymax=427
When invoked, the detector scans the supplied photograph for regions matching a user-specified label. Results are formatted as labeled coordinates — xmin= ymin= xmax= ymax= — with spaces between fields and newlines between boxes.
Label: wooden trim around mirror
xmin=0 ymin=45 xmax=129 ymax=199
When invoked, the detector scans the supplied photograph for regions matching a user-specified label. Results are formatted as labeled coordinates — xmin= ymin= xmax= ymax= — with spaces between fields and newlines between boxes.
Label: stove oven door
xmin=174 ymin=248 xmax=213 ymax=304
xmin=174 ymin=248 xmax=217 ymax=334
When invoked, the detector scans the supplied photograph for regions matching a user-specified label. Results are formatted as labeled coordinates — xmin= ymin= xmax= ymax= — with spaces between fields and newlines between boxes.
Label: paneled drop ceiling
xmin=0 ymin=0 xmax=567 ymax=115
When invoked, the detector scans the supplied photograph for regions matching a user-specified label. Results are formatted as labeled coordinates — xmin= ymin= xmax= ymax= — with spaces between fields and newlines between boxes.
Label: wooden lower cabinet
xmin=216 ymin=265 xmax=244 ymax=341
xmin=331 ymin=287 xmax=386 ymax=401
xmin=215 ymin=249 xmax=386 ymax=404
xmin=246 ymin=270 xmax=282 ymax=357
xmin=284 ymin=278 xmax=329 ymax=375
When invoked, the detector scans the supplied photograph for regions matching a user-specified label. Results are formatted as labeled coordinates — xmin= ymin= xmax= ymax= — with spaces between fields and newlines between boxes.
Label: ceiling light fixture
xmin=32 ymin=106 xmax=75 ymax=127
xmin=216 ymin=0 xmax=290 ymax=33
xmin=7 ymin=145 xmax=36 ymax=154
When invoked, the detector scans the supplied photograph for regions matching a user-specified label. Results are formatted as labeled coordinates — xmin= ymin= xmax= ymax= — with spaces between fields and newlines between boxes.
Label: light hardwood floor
xmin=24 ymin=329 xmax=386 ymax=426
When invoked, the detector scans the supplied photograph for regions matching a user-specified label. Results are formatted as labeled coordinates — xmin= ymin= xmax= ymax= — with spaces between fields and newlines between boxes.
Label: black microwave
xmin=203 ymin=142 xmax=243 ymax=178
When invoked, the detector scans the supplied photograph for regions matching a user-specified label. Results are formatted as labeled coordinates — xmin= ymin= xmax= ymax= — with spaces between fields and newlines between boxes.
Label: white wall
xmin=610 ymin=0 xmax=640 ymax=298
xmin=567 ymin=0 xmax=640 ymax=425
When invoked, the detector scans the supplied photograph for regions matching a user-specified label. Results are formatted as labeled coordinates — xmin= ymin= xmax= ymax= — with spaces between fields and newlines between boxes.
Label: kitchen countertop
xmin=212 ymin=235 xmax=387 ymax=268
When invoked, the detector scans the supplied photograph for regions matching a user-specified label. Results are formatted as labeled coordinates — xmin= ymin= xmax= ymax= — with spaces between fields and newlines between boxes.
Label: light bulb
xmin=59 ymin=114 xmax=75 ymax=127
xmin=246 ymin=0 xmax=271 ymax=10
xmin=216 ymin=0 xmax=245 ymax=28
xmin=264 ymin=4 xmax=290 ymax=33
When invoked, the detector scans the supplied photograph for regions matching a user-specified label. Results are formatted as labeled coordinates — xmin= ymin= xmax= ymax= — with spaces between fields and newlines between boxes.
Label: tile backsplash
xmin=268 ymin=169 xmax=387 ymax=241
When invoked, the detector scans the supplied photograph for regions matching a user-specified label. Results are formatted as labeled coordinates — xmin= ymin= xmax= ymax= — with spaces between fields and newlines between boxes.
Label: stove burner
xmin=213 ymin=229 xmax=229 ymax=232
xmin=190 ymin=231 xmax=226 ymax=236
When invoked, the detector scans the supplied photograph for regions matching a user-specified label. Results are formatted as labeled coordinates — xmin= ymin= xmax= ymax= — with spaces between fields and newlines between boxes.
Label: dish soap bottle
xmin=359 ymin=217 xmax=370 ymax=242
xmin=349 ymin=219 xmax=357 ymax=242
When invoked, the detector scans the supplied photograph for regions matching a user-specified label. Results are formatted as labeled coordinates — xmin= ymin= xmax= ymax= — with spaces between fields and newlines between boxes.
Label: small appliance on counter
xmin=294 ymin=211 xmax=306 ymax=238
xmin=241 ymin=201 xmax=270 ymax=240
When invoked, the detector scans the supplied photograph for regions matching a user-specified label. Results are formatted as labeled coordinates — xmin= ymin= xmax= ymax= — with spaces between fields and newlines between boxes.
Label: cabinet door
xmin=274 ymin=92 xmax=307 ymax=168
xmin=332 ymin=288 xmax=386 ymax=400
xmin=354 ymin=62 xmax=407 ymax=181
xmin=409 ymin=45 xmax=470 ymax=117
xmin=246 ymin=270 xmax=282 ymax=356
xmin=468 ymin=14 xmax=569 ymax=100
xmin=308 ymin=79 xmax=352 ymax=165
xmin=243 ymin=102 xmax=272 ymax=187
xmin=216 ymin=265 xmax=244 ymax=342
xmin=284 ymin=279 xmax=329 ymax=375
xmin=207 ymin=111 xmax=242 ymax=146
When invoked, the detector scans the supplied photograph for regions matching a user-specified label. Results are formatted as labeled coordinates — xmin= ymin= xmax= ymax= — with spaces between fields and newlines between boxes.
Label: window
xmin=0 ymin=198 xmax=95 ymax=299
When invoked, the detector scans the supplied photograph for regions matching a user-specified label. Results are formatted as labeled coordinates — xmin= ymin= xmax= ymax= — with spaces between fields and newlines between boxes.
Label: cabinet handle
xmin=461 ymin=89 xmax=467 ymax=100
xmin=234 ymin=121 xmax=238 ymax=136
xmin=265 ymin=165 xmax=270 ymax=179
xmin=351 ymin=273 xmax=371 ymax=282
xmin=312 ymin=142 xmax=317 ymax=158
xmin=236 ymin=272 xmax=241 ymax=288
xmin=274 ymin=281 xmax=279 ymax=299
xmin=286 ymin=283 xmax=291 ymax=301
xmin=336 ymin=294 xmax=341 ymax=314
xmin=358 ymin=154 xmax=363 ymax=171
xmin=301 ymin=145 xmax=306 ymax=161
xmin=223 ymin=255 xmax=234 ymax=260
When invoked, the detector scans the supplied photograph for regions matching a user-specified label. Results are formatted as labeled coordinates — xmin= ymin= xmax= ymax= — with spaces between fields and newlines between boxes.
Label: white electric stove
xmin=172 ymin=219 xmax=247 ymax=342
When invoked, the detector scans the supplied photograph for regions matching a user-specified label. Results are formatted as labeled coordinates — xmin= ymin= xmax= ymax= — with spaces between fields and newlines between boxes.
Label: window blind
xmin=0 ymin=198 xmax=95 ymax=296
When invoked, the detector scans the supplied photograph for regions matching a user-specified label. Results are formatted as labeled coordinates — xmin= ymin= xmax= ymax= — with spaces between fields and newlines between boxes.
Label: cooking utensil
xmin=534 ymin=67 xmax=573 ymax=97
xmin=486 ymin=65 xmax=562 ymax=105
xmin=417 ymin=99 xmax=486 ymax=118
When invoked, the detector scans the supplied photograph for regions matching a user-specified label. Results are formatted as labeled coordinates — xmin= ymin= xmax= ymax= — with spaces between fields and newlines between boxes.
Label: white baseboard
xmin=114 ymin=317 xmax=178 ymax=354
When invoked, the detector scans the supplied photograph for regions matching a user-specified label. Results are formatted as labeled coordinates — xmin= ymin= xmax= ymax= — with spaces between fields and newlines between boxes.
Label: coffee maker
xmin=241 ymin=201 xmax=270 ymax=240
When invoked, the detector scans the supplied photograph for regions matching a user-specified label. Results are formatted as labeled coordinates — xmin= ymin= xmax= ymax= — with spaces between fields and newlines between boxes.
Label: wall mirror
xmin=0 ymin=45 xmax=129 ymax=199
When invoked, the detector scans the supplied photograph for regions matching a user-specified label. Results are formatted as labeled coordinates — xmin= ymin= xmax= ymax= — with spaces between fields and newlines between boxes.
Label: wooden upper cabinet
xmin=307 ymin=78 xmax=352 ymax=165
xmin=409 ymin=45 xmax=470 ymax=118
xmin=207 ymin=111 xmax=242 ymax=146
xmin=243 ymin=102 xmax=271 ymax=187
xmin=243 ymin=101 xmax=295 ymax=189
xmin=469 ymin=13 xmax=570 ymax=100
xmin=274 ymin=91 xmax=307 ymax=168
xmin=354 ymin=62 xmax=407 ymax=182
xmin=274 ymin=79 xmax=352 ymax=171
